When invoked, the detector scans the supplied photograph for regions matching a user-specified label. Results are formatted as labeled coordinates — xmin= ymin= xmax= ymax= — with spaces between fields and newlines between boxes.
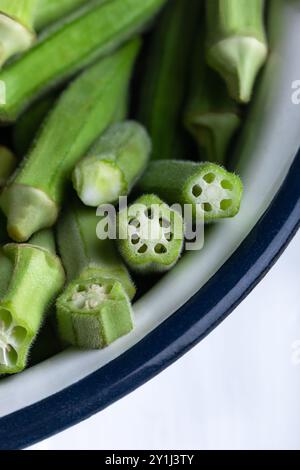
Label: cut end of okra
xmin=0 ymin=307 xmax=28 ymax=374
xmin=184 ymin=163 xmax=243 ymax=221
xmin=0 ymin=145 xmax=17 ymax=186
xmin=0 ymin=184 xmax=58 ymax=242
xmin=56 ymin=277 xmax=134 ymax=349
xmin=73 ymin=159 xmax=127 ymax=207
xmin=117 ymin=195 xmax=184 ymax=274
xmin=0 ymin=13 xmax=34 ymax=68
xmin=72 ymin=121 xmax=151 ymax=207
xmin=207 ymin=37 xmax=268 ymax=103
xmin=185 ymin=112 xmax=241 ymax=164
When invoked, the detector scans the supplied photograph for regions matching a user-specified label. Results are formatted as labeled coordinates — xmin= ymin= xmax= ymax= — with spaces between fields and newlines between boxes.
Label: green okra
xmin=139 ymin=160 xmax=243 ymax=222
xmin=0 ymin=0 xmax=37 ymax=68
xmin=0 ymin=146 xmax=17 ymax=186
xmin=56 ymin=202 xmax=135 ymax=349
xmin=0 ymin=229 xmax=65 ymax=374
xmin=34 ymin=0 xmax=91 ymax=32
xmin=0 ymin=39 xmax=140 ymax=243
xmin=117 ymin=194 xmax=185 ymax=274
xmin=138 ymin=0 xmax=202 ymax=160
xmin=73 ymin=121 xmax=152 ymax=207
xmin=0 ymin=0 xmax=167 ymax=122
xmin=206 ymin=0 xmax=268 ymax=104
xmin=13 ymin=92 xmax=56 ymax=157
xmin=184 ymin=29 xmax=241 ymax=165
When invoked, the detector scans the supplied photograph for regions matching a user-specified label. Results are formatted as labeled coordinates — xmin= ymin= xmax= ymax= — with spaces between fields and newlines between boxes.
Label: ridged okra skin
xmin=73 ymin=121 xmax=152 ymax=207
xmin=138 ymin=0 xmax=202 ymax=160
xmin=0 ymin=230 xmax=65 ymax=374
xmin=34 ymin=0 xmax=90 ymax=31
xmin=117 ymin=194 xmax=185 ymax=274
xmin=0 ymin=146 xmax=17 ymax=186
xmin=185 ymin=29 xmax=241 ymax=165
xmin=0 ymin=0 xmax=167 ymax=122
xmin=0 ymin=39 xmax=140 ymax=243
xmin=56 ymin=202 xmax=135 ymax=349
xmin=206 ymin=0 xmax=268 ymax=103
xmin=139 ymin=160 xmax=243 ymax=222
xmin=0 ymin=0 xmax=36 ymax=68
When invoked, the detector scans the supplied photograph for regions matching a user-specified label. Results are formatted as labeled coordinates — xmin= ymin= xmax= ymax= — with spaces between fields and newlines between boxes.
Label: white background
xmin=30 ymin=229 xmax=300 ymax=450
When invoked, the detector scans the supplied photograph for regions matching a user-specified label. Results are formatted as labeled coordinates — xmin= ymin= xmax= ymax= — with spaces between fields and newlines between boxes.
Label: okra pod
xmin=0 ymin=0 xmax=37 ymax=68
xmin=13 ymin=92 xmax=56 ymax=157
xmin=139 ymin=160 xmax=243 ymax=221
xmin=0 ymin=39 xmax=140 ymax=242
xmin=0 ymin=230 xmax=65 ymax=374
xmin=0 ymin=0 xmax=166 ymax=122
xmin=56 ymin=202 xmax=135 ymax=349
xmin=73 ymin=121 xmax=152 ymax=207
xmin=138 ymin=0 xmax=202 ymax=160
xmin=185 ymin=29 xmax=241 ymax=165
xmin=0 ymin=146 xmax=17 ymax=186
xmin=117 ymin=194 xmax=185 ymax=274
xmin=206 ymin=0 xmax=268 ymax=103
xmin=34 ymin=0 xmax=91 ymax=31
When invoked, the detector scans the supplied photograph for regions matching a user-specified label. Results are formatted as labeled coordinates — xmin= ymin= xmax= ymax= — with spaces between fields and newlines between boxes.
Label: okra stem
xmin=137 ymin=0 xmax=202 ymax=160
xmin=0 ymin=0 xmax=37 ymax=68
xmin=0 ymin=229 xmax=65 ymax=374
xmin=0 ymin=39 xmax=140 ymax=242
xmin=56 ymin=202 xmax=135 ymax=349
xmin=73 ymin=121 xmax=152 ymax=207
xmin=117 ymin=194 xmax=185 ymax=274
xmin=206 ymin=0 xmax=268 ymax=103
xmin=139 ymin=160 xmax=243 ymax=221
xmin=0 ymin=0 xmax=166 ymax=122
xmin=0 ymin=146 xmax=17 ymax=186
xmin=185 ymin=28 xmax=241 ymax=164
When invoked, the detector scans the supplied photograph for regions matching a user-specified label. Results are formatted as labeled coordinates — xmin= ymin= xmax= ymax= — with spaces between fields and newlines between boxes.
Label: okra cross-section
xmin=56 ymin=202 xmax=135 ymax=349
xmin=117 ymin=194 xmax=185 ymax=274
xmin=0 ymin=39 xmax=140 ymax=243
xmin=0 ymin=230 xmax=65 ymax=374
xmin=206 ymin=0 xmax=268 ymax=103
xmin=73 ymin=121 xmax=152 ymax=207
xmin=0 ymin=0 xmax=36 ymax=68
xmin=139 ymin=161 xmax=243 ymax=222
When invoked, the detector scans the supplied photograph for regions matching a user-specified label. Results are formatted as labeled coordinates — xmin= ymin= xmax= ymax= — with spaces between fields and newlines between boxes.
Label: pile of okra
xmin=0 ymin=0 xmax=268 ymax=375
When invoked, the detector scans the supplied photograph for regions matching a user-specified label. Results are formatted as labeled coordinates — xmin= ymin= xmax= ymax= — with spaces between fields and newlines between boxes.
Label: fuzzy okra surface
xmin=56 ymin=202 xmax=135 ymax=349
xmin=0 ymin=230 xmax=65 ymax=374
xmin=139 ymin=161 xmax=243 ymax=222
xmin=117 ymin=194 xmax=185 ymax=274
xmin=0 ymin=39 xmax=140 ymax=243
xmin=73 ymin=121 xmax=152 ymax=207
xmin=138 ymin=0 xmax=202 ymax=160
xmin=0 ymin=0 xmax=167 ymax=122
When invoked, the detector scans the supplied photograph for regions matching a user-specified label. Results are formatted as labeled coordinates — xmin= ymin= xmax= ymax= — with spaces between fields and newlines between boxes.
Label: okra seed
xmin=192 ymin=185 xmax=203 ymax=198
xmin=221 ymin=179 xmax=233 ymax=191
xmin=202 ymin=203 xmax=213 ymax=212
xmin=137 ymin=244 xmax=148 ymax=254
xmin=131 ymin=234 xmax=140 ymax=245
xmin=203 ymin=173 xmax=216 ymax=184
xmin=159 ymin=217 xmax=171 ymax=229
xmin=220 ymin=199 xmax=233 ymax=211
xmin=154 ymin=244 xmax=167 ymax=254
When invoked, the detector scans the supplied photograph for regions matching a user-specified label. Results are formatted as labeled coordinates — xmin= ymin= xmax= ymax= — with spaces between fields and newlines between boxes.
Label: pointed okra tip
xmin=56 ymin=277 xmax=134 ymax=349
xmin=184 ymin=162 xmax=243 ymax=222
xmin=0 ymin=308 xmax=29 ymax=374
xmin=207 ymin=36 xmax=268 ymax=104
xmin=117 ymin=194 xmax=185 ymax=274
xmin=0 ymin=183 xmax=58 ymax=242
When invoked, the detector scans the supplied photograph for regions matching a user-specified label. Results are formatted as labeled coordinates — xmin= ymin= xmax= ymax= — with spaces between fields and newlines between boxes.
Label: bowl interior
xmin=1 ymin=0 xmax=300 ymax=418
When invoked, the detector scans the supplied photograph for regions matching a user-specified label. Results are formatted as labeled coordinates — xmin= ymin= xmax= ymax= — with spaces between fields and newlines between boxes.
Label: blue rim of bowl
xmin=0 ymin=150 xmax=300 ymax=450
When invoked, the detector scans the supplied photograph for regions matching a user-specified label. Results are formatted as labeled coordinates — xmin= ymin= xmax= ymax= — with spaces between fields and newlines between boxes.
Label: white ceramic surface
xmin=1 ymin=0 xmax=300 ymax=419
